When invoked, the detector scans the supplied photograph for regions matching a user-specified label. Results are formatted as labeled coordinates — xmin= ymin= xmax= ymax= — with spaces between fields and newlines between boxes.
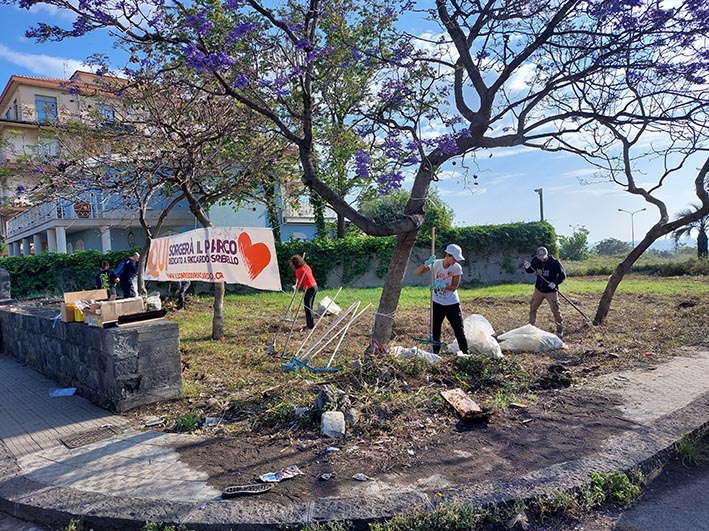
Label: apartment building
xmin=0 ymin=71 xmax=323 ymax=256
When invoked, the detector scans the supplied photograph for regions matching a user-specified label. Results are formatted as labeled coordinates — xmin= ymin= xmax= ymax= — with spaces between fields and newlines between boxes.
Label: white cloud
xmin=0 ymin=44 xmax=84 ymax=78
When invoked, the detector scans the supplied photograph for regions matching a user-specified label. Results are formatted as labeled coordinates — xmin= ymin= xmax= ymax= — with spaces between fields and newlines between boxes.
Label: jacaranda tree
xmin=10 ymin=0 xmax=709 ymax=345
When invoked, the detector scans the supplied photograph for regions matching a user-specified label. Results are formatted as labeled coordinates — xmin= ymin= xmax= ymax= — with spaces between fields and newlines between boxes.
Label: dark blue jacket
xmin=119 ymin=258 xmax=138 ymax=297
xmin=525 ymin=255 xmax=566 ymax=293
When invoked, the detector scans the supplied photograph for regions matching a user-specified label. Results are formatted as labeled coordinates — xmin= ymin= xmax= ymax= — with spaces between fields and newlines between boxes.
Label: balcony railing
xmin=6 ymin=200 xmax=138 ymax=238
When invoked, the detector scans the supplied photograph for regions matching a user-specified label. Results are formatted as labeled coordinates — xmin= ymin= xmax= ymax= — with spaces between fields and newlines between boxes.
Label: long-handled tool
xmin=265 ymin=274 xmax=304 ymax=355
xmin=524 ymin=263 xmax=594 ymax=326
xmin=414 ymin=227 xmax=443 ymax=346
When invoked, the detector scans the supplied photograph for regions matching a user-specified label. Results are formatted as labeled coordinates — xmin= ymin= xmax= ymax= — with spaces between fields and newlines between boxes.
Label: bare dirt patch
xmin=124 ymin=286 xmax=709 ymax=506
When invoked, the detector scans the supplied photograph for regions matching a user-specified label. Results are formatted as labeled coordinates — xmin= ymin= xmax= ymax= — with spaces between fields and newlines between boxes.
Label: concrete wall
xmin=324 ymin=247 xmax=533 ymax=288
xmin=0 ymin=304 xmax=182 ymax=413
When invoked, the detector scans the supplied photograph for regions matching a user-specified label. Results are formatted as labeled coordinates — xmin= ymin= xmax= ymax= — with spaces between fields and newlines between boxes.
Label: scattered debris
xmin=352 ymin=473 xmax=371 ymax=481
xmin=508 ymin=402 xmax=528 ymax=410
xmin=259 ymin=465 xmax=304 ymax=483
xmin=677 ymin=299 xmax=697 ymax=309
xmin=506 ymin=510 xmax=529 ymax=530
xmin=321 ymin=411 xmax=346 ymax=438
xmin=440 ymin=388 xmax=488 ymax=421
xmin=222 ymin=483 xmax=273 ymax=498
xmin=318 ymin=473 xmax=335 ymax=481
xmin=533 ymin=364 xmax=572 ymax=389
xmin=49 ymin=387 xmax=76 ymax=397
xmin=326 ymin=446 xmax=340 ymax=453
xmin=144 ymin=417 xmax=165 ymax=428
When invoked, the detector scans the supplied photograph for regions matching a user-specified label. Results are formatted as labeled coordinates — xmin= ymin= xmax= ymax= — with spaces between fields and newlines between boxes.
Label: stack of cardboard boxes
xmin=61 ymin=289 xmax=146 ymax=327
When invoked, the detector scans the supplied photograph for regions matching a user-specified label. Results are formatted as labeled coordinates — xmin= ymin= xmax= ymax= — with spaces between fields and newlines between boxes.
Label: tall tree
xmin=671 ymin=203 xmax=709 ymax=259
xmin=12 ymin=0 xmax=709 ymax=346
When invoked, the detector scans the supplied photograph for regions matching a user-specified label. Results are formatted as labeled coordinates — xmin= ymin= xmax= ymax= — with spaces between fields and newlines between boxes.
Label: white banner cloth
xmin=144 ymin=227 xmax=281 ymax=291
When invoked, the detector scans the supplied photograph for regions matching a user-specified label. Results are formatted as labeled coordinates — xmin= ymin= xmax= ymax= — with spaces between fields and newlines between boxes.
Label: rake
xmin=525 ymin=263 xmax=595 ymax=326
xmin=414 ymin=226 xmax=443 ymax=346
xmin=283 ymin=301 xmax=370 ymax=373
xmin=265 ymin=274 xmax=305 ymax=355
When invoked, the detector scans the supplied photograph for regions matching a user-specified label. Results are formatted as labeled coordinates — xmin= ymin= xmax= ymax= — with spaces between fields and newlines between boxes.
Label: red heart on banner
xmin=238 ymin=232 xmax=271 ymax=280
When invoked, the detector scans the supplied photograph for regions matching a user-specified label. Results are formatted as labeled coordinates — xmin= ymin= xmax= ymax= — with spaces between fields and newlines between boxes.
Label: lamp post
xmin=534 ymin=188 xmax=544 ymax=221
xmin=618 ymin=208 xmax=646 ymax=247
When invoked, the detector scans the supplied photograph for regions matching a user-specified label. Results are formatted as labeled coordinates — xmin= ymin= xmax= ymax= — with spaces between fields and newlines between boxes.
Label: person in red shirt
xmin=289 ymin=255 xmax=318 ymax=329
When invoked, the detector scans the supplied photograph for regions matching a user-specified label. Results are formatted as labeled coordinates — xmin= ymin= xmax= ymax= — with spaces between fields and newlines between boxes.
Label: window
xmin=97 ymin=104 xmax=115 ymax=125
xmin=35 ymin=95 xmax=58 ymax=123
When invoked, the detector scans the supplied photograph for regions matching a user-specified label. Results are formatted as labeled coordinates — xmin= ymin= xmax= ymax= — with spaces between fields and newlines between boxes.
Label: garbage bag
xmin=390 ymin=346 xmax=442 ymax=363
xmin=146 ymin=291 xmax=162 ymax=311
xmin=447 ymin=314 xmax=503 ymax=358
xmin=318 ymin=296 xmax=341 ymax=316
xmin=496 ymin=324 xmax=565 ymax=352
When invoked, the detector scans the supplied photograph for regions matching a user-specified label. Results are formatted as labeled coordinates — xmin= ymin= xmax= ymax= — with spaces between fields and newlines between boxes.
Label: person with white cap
xmin=523 ymin=246 xmax=567 ymax=337
xmin=414 ymin=243 xmax=470 ymax=355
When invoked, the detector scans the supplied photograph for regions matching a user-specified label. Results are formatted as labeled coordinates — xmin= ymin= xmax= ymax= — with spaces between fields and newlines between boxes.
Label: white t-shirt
xmin=430 ymin=259 xmax=462 ymax=305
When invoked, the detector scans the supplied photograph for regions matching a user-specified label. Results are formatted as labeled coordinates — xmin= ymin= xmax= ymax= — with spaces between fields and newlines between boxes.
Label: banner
xmin=144 ymin=227 xmax=282 ymax=291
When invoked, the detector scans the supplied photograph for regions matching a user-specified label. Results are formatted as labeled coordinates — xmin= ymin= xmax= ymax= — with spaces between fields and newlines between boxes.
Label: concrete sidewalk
xmin=1 ymin=349 xmax=709 ymax=530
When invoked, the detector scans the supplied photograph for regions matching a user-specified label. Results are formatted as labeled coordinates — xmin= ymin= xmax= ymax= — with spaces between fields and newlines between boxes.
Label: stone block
xmin=321 ymin=411 xmax=346 ymax=438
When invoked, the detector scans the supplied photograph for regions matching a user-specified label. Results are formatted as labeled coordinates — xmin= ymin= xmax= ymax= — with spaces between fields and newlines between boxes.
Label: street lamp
xmin=618 ymin=208 xmax=646 ymax=247
xmin=534 ymin=188 xmax=544 ymax=221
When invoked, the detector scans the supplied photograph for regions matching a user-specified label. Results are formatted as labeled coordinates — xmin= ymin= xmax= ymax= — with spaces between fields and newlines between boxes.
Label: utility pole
xmin=534 ymin=188 xmax=544 ymax=221
xmin=618 ymin=208 xmax=646 ymax=247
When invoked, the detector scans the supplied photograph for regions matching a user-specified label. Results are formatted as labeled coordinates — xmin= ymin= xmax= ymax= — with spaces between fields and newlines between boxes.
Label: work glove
xmin=523 ymin=260 xmax=531 ymax=269
xmin=548 ymin=282 xmax=557 ymax=290
xmin=432 ymin=279 xmax=446 ymax=291
xmin=424 ymin=255 xmax=436 ymax=267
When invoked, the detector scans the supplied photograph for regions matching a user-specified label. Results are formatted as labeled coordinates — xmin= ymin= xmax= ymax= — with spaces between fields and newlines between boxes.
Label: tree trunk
xmin=337 ymin=213 xmax=346 ymax=238
xmin=212 ymin=281 xmax=225 ymax=340
xmin=368 ymin=229 xmax=420 ymax=353
xmin=698 ymin=231 xmax=708 ymax=258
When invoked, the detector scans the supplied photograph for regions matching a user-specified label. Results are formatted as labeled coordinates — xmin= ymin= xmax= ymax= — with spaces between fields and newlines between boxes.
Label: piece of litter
xmin=318 ymin=473 xmax=335 ymax=481
xmin=352 ymin=473 xmax=370 ymax=481
xmin=326 ymin=446 xmax=340 ymax=453
xmin=49 ymin=387 xmax=76 ymax=397
xmin=259 ymin=465 xmax=304 ymax=483
xmin=407 ymin=449 xmax=415 ymax=456
xmin=202 ymin=417 xmax=221 ymax=427
xmin=222 ymin=483 xmax=273 ymax=497
xmin=144 ymin=417 xmax=164 ymax=427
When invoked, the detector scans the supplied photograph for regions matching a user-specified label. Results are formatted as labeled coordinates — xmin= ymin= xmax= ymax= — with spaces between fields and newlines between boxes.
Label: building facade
xmin=0 ymin=71 xmax=326 ymax=256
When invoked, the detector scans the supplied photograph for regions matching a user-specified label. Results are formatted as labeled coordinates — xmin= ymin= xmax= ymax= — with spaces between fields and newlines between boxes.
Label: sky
xmin=0 ymin=3 xmax=703 ymax=249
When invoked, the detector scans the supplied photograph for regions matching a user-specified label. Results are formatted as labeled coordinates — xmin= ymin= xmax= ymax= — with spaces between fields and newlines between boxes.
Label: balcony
xmin=5 ymin=200 xmax=139 ymax=239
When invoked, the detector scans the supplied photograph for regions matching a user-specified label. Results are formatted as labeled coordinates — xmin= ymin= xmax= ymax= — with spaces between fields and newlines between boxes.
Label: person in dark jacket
xmin=523 ymin=246 xmax=567 ymax=337
xmin=95 ymin=261 xmax=119 ymax=299
xmin=119 ymin=252 xmax=140 ymax=298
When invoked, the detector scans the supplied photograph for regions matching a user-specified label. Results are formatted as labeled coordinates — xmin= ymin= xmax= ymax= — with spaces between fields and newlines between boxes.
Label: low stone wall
xmin=0 ymin=304 xmax=182 ymax=413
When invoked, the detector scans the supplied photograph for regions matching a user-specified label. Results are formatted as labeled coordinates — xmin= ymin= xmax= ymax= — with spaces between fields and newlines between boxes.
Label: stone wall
xmin=0 ymin=304 xmax=182 ymax=413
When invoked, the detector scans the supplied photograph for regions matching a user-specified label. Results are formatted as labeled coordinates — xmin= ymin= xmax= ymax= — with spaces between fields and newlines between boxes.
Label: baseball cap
xmin=445 ymin=244 xmax=465 ymax=262
xmin=536 ymin=246 xmax=548 ymax=258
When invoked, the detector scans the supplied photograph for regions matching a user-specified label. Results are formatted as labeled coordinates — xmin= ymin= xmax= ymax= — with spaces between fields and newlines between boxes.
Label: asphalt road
xmin=539 ymin=450 xmax=709 ymax=531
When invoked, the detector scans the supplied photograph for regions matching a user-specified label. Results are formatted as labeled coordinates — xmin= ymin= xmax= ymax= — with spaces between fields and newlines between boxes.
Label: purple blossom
xmin=227 ymin=22 xmax=257 ymax=43
xmin=436 ymin=135 xmax=459 ymax=156
xmin=475 ymin=50 xmax=490 ymax=61
xmin=185 ymin=13 xmax=213 ymax=36
xmin=233 ymin=73 xmax=249 ymax=89
xmin=376 ymin=171 xmax=404 ymax=194
xmin=381 ymin=135 xmax=401 ymax=159
xmin=183 ymin=43 xmax=236 ymax=73
xmin=354 ymin=149 xmax=370 ymax=179
xmin=224 ymin=0 xmax=245 ymax=10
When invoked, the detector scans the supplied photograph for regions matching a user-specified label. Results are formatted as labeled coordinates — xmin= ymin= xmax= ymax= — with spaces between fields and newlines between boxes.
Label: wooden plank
xmin=440 ymin=388 xmax=483 ymax=420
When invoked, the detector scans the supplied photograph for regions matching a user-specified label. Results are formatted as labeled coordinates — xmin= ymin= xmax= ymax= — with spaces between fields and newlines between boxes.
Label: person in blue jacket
xmin=119 ymin=252 xmax=140 ymax=298
xmin=523 ymin=246 xmax=567 ymax=337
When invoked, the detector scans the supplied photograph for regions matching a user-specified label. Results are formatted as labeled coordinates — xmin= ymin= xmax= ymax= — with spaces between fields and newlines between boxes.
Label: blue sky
xmin=0 ymin=3 xmax=702 ymax=249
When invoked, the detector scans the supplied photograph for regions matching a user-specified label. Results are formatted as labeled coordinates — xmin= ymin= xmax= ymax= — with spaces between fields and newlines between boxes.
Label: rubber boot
xmin=555 ymin=323 xmax=564 ymax=338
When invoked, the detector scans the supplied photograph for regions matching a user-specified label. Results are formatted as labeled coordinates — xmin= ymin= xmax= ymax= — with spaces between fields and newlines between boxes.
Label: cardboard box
xmin=60 ymin=289 xmax=109 ymax=323
xmin=60 ymin=303 xmax=75 ymax=323
xmin=63 ymin=289 xmax=108 ymax=304
xmin=86 ymin=298 xmax=146 ymax=326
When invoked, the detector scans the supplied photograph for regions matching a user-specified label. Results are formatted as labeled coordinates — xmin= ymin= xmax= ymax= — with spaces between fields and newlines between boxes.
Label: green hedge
xmin=0 ymin=222 xmax=556 ymax=299
xmin=0 ymin=249 xmax=136 ymax=299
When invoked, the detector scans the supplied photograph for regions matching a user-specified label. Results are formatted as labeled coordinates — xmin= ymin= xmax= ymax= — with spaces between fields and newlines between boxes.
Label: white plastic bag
xmin=146 ymin=291 xmax=162 ymax=311
xmin=497 ymin=324 xmax=565 ymax=352
xmin=447 ymin=314 xmax=503 ymax=358
xmin=390 ymin=345 xmax=442 ymax=364
xmin=318 ymin=296 xmax=342 ymax=316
